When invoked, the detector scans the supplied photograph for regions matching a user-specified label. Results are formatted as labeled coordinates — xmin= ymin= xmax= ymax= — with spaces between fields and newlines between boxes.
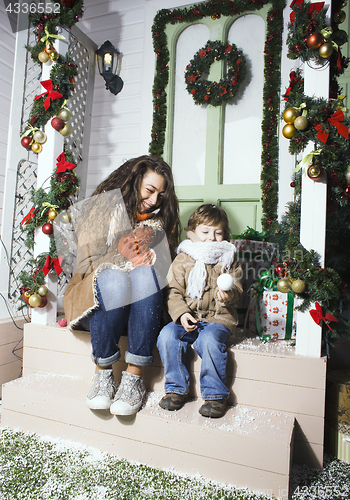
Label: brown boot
xmin=199 ymin=399 xmax=227 ymax=418
xmin=159 ymin=393 xmax=187 ymax=411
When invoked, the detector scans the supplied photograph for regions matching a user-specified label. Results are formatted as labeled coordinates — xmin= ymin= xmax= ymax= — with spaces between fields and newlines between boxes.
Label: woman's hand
xmin=180 ymin=313 xmax=198 ymax=332
xmin=118 ymin=227 xmax=156 ymax=267
xmin=217 ymin=288 xmax=234 ymax=303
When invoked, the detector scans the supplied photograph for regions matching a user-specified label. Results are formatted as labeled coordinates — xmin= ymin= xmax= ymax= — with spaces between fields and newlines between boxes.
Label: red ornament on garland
xmin=51 ymin=117 xmax=65 ymax=131
xmin=42 ymin=223 xmax=54 ymax=235
xmin=38 ymin=296 xmax=48 ymax=308
xmin=21 ymin=136 xmax=32 ymax=149
xmin=344 ymin=186 xmax=350 ymax=199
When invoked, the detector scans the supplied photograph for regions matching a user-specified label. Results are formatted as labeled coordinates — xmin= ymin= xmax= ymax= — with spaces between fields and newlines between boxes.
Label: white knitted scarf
xmin=177 ymin=239 xmax=236 ymax=299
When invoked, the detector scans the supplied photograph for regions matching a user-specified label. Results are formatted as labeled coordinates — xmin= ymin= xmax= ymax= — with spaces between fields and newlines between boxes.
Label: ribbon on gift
xmin=21 ymin=207 xmax=38 ymax=226
xmin=34 ymin=80 xmax=63 ymax=111
xmin=55 ymin=152 xmax=77 ymax=173
xmin=314 ymin=109 xmax=349 ymax=144
xmin=40 ymin=26 xmax=65 ymax=49
xmin=254 ymin=269 xmax=279 ymax=294
xmin=42 ymin=255 xmax=63 ymax=276
xmin=309 ymin=301 xmax=339 ymax=331
xmin=231 ymin=226 xmax=266 ymax=241
xmin=256 ymin=291 xmax=294 ymax=342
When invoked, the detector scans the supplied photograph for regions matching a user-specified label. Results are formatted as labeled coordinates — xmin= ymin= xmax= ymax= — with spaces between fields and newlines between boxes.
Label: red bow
xmin=42 ymin=255 xmax=63 ymax=276
xmin=21 ymin=207 xmax=38 ymax=226
xmin=314 ymin=109 xmax=349 ymax=143
xmin=34 ymin=80 xmax=63 ymax=111
xmin=55 ymin=153 xmax=77 ymax=173
xmin=289 ymin=0 xmax=324 ymax=25
xmin=309 ymin=302 xmax=339 ymax=330
xmin=284 ymin=71 xmax=298 ymax=100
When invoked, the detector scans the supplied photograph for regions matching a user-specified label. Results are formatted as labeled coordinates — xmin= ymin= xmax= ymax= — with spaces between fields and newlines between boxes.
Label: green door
xmin=161 ymin=9 xmax=271 ymax=237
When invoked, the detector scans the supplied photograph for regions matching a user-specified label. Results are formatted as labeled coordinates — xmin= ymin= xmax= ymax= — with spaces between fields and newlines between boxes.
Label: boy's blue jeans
xmin=81 ymin=266 xmax=163 ymax=368
xmin=157 ymin=321 xmax=231 ymax=400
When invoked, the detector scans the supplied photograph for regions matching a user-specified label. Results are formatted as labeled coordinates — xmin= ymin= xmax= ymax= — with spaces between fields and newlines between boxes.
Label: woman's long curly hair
xmin=93 ymin=155 xmax=181 ymax=255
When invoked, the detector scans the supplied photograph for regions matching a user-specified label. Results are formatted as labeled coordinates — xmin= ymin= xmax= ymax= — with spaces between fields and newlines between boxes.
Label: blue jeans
xmin=157 ymin=321 xmax=231 ymax=400
xmin=82 ymin=266 xmax=163 ymax=368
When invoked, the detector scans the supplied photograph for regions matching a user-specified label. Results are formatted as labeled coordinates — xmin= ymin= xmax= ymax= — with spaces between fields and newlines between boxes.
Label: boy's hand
xmin=180 ymin=313 xmax=198 ymax=332
xmin=217 ymin=288 xmax=234 ymax=303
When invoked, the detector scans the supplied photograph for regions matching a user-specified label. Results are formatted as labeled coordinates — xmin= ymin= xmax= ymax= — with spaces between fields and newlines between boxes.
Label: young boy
xmin=157 ymin=204 xmax=243 ymax=418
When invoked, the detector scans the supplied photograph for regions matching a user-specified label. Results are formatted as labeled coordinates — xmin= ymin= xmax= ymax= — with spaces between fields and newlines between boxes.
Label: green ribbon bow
xmin=41 ymin=26 xmax=65 ymax=49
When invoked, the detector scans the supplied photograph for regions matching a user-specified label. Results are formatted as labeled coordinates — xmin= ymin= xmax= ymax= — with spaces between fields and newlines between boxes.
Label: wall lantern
xmin=96 ymin=40 xmax=123 ymax=95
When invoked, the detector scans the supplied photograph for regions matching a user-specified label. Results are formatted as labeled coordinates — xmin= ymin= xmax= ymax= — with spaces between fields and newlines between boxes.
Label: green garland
xmin=184 ymin=40 xmax=247 ymax=106
xmin=18 ymin=2 xmax=84 ymax=307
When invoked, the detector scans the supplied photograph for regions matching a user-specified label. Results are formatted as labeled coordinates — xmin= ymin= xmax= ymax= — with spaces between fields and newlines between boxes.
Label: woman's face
xmin=139 ymin=170 xmax=166 ymax=213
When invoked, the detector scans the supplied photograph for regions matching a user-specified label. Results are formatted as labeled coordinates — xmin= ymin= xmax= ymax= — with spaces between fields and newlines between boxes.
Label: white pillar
xmin=295 ymin=1 xmax=331 ymax=357
xmin=31 ymin=37 xmax=68 ymax=325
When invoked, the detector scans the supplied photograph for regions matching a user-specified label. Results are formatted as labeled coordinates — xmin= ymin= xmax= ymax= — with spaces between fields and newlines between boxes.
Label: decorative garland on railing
xmin=18 ymin=1 xmax=84 ymax=310
xmin=184 ymin=40 xmax=247 ymax=106
xmin=149 ymin=0 xmax=285 ymax=233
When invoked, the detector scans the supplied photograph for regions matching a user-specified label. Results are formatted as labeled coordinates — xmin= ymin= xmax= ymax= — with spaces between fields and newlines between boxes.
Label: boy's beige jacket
xmin=166 ymin=237 xmax=243 ymax=334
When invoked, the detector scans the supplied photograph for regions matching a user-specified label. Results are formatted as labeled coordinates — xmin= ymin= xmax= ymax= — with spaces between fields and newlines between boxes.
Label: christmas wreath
xmin=185 ymin=40 xmax=247 ymax=106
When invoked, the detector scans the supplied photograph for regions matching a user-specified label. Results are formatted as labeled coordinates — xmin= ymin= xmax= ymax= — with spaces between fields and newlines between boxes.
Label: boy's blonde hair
xmin=187 ymin=204 xmax=231 ymax=241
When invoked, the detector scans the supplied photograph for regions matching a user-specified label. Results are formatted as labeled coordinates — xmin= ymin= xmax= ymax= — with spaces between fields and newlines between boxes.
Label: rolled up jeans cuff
xmin=125 ymin=351 xmax=153 ymax=366
xmin=92 ymin=350 xmax=121 ymax=368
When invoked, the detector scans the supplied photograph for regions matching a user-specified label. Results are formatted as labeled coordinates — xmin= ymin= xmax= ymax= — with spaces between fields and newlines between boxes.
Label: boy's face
xmin=194 ymin=223 xmax=224 ymax=242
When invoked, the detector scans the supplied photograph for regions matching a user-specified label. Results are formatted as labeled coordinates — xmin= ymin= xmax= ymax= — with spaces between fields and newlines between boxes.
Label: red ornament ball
xmin=344 ymin=186 xmax=350 ymax=199
xmin=21 ymin=136 xmax=32 ymax=149
xmin=38 ymin=296 xmax=48 ymax=308
xmin=306 ymin=32 xmax=324 ymax=49
xmin=51 ymin=117 xmax=64 ymax=131
xmin=290 ymin=181 xmax=295 ymax=188
xmin=42 ymin=223 xmax=54 ymax=235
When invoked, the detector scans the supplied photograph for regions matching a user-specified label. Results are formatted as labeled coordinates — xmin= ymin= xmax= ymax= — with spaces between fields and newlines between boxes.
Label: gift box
xmin=325 ymin=370 xmax=350 ymax=464
xmin=231 ymin=238 xmax=278 ymax=325
xmin=247 ymin=290 xmax=300 ymax=340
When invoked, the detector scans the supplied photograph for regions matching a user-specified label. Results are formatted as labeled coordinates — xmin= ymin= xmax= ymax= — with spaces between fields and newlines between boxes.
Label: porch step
xmin=1 ymin=371 xmax=294 ymax=498
xmin=19 ymin=322 xmax=327 ymax=469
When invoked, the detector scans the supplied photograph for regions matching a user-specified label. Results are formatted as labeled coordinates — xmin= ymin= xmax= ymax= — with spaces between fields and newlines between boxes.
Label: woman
xmin=64 ymin=155 xmax=180 ymax=416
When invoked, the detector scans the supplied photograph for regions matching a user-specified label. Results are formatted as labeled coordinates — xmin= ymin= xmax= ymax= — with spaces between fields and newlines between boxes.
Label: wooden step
xmin=1 ymin=371 xmax=294 ymax=498
xmin=20 ymin=322 xmax=327 ymax=469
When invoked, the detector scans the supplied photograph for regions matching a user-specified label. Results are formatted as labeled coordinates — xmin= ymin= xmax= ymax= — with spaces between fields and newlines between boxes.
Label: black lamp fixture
xmin=96 ymin=40 xmax=123 ymax=95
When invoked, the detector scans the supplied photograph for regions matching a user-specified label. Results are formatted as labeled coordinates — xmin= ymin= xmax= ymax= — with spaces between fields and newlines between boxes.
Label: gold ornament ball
xmin=282 ymin=124 xmax=295 ymax=139
xmin=48 ymin=209 xmax=58 ymax=220
xmin=31 ymin=142 xmax=43 ymax=154
xmin=24 ymin=291 xmax=32 ymax=298
xmin=38 ymin=285 xmax=48 ymax=296
xmin=60 ymin=211 xmax=71 ymax=224
xmin=333 ymin=10 xmax=346 ymax=24
xmin=28 ymin=293 xmax=42 ymax=308
xmin=283 ymin=107 xmax=300 ymax=124
xmin=38 ymin=51 xmax=50 ymax=63
xmin=49 ymin=50 xmax=59 ymax=61
xmin=291 ymin=279 xmax=306 ymax=294
xmin=294 ymin=116 xmax=308 ymax=131
xmin=57 ymin=108 xmax=72 ymax=122
xmin=307 ymin=164 xmax=323 ymax=181
xmin=33 ymin=130 xmax=47 ymax=144
xmin=59 ymin=124 xmax=71 ymax=136
xmin=319 ymin=43 xmax=334 ymax=58
xmin=277 ymin=278 xmax=292 ymax=293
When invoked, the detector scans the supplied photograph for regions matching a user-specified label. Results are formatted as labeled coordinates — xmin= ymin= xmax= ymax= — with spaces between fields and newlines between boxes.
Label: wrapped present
xmin=325 ymin=370 xmax=350 ymax=464
xmin=231 ymin=238 xmax=278 ymax=325
xmin=247 ymin=290 xmax=300 ymax=341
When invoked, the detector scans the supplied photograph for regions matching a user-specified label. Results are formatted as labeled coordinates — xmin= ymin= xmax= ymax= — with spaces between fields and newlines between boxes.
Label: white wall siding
xmin=0 ymin=6 xmax=16 ymax=235
xmin=78 ymin=0 xmax=147 ymax=196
